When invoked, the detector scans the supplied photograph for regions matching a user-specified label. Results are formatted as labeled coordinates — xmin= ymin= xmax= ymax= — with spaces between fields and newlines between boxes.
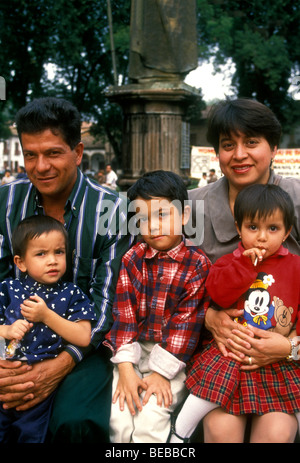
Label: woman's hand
xmin=205 ymin=307 xmax=253 ymax=357
xmin=228 ymin=325 xmax=291 ymax=369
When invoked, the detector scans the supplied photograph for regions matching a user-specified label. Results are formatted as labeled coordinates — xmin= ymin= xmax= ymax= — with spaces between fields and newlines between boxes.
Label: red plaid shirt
xmin=105 ymin=238 xmax=211 ymax=363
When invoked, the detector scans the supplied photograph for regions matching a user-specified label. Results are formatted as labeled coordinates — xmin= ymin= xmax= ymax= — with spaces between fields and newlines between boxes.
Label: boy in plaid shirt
xmin=104 ymin=170 xmax=211 ymax=443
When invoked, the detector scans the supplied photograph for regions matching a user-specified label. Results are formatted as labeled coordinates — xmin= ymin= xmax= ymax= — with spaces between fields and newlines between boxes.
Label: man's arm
xmin=64 ymin=193 xmax=133 ymax=362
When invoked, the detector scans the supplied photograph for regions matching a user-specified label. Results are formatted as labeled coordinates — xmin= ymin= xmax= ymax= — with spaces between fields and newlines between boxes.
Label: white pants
xmin=109 ymin=342 xmax=187 ymax=443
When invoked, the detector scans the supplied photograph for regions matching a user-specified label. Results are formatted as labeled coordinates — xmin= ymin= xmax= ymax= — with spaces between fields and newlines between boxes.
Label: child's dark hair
xmin=207 ymin=98 xmax=281 ymax=153
xmin=12 ymin=215 xmax=68 ymax=257
xmin=127 ymin=170 xmax=188 ymax=211
xmin=234 ymin=184 xmax=295 ymax=232
xmin=15 ymin=97 xmax=81 ymax=150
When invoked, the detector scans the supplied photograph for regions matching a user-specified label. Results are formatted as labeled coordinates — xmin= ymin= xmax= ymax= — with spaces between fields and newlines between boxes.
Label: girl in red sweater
xmin=170 ymin=184 xmax=300 ymax=443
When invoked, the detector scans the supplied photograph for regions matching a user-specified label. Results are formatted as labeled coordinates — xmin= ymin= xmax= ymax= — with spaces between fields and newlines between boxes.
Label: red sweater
xmin=205 ymin=243 xmax=300 ymax=335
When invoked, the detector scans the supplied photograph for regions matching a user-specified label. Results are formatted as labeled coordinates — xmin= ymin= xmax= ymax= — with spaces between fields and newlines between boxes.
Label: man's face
xmin=21 ymin=129 xmax=83 ymax=200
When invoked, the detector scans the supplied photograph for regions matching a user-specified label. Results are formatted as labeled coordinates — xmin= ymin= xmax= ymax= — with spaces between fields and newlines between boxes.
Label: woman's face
xmin=218 ymin=131 xmax=277 ymax=193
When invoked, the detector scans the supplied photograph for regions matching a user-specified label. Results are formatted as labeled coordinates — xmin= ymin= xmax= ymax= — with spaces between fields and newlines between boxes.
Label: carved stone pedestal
xmin=106 ymin=81 xmax=200 ymax=189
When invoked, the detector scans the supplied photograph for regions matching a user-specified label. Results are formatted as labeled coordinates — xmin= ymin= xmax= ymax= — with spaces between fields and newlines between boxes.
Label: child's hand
xmin=20 ymin=294 xmax=49 ymax=323
xmin=243 ymin=247 xmax=266 ymax=266
xmin=113 ymin=362 xmax=148 ymax=415
xmin=142 ymin=372 xmax=173 ymax=408
xmin=6 ymin=319 xmax=33 ymax=340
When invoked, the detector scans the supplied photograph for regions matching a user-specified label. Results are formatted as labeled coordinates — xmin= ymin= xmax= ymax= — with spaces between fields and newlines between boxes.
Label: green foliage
xmin=185 ymin=92 xmax=207 ymax=124
xmin=0 ymin=0 xmax=131 ymax=165
xmin=196 ymin=0 xmax=300 ymax=131
xmin=0 ymin=102 xmax=12 ymax=140
xmin=0 ymin=0 xmax=57 ymax=108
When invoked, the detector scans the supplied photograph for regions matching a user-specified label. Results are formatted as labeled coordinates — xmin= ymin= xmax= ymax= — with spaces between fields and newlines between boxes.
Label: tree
xmin=196 ymin=0 xmax=300 ymax=131
xmin=0 ymin=0 xmax=59 ymax=138
xmin=0 ymin=0 xmax=58 ymax=109
xmin=45 ymin=0 xmax=131 ymax=165
xmin=0 ymin=0 xmax=131 ymax=166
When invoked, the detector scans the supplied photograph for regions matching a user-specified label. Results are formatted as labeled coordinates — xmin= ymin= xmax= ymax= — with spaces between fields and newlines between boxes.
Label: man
xmin=207 ymin=169 xmax=218 ymax=184
xmin=104 ymin=164 xmax=118 ymax=190
xmin=16 ymin=166 xmax=27 ymax=179
xmin=1 ymin=169 xmax=15 ymax=185
xmin=198 ymin=172 xmax=207 ymax=187
xmin=0 ymin=97 xmax=132 ymax=442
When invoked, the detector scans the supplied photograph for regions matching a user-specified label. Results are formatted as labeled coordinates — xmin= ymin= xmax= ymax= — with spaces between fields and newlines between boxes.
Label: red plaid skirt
xmin=185 ymin=342 xmax=300 ymax=415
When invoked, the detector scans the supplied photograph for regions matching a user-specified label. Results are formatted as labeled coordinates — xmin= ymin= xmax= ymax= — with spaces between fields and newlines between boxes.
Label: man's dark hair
xmin=127 ymin=170 xmax=188 ymax=211
xmin=234 ymin=184 xmax=295 ymax=233
xmin=207 ymin=98 xmax=282 ymax=153
xmin=12 ymin=215 xmax=68 ymax=258
xmin=15 ymin=97 xmax=81 ymax=150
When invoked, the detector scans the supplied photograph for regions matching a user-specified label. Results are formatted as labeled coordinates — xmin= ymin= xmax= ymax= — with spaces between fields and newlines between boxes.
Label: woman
xmin=187 ymin=98 xmax=300 ymax=442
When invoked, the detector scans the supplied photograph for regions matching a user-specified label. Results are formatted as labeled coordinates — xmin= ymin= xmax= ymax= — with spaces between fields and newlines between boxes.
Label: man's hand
xmin=0 ymin=351 xmax=75 ymax=410
xmin=0 ymin=359 xmax=34 ymax=406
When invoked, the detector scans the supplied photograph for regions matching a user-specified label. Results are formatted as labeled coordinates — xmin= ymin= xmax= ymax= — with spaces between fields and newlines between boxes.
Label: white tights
xmin=169 ymin=394 xmax=218 ymax=443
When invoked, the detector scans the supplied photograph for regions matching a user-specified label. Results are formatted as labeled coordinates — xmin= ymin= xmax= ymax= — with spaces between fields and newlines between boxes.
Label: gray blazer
xmin=187 ymin=170 xmax=300 ymax=264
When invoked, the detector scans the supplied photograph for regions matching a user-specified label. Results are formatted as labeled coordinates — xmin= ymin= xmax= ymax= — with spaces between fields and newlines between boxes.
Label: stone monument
xmin=106 ymin=0 xmax=200 ymax=188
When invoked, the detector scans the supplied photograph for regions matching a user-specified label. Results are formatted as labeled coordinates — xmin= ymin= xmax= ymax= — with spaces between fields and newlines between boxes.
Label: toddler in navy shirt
xmin=0 ymin=215 xmax=96 ymax=442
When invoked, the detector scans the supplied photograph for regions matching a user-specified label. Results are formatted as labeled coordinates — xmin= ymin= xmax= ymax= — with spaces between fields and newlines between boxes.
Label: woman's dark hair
xmin=234 ymin=184 xmax=295 ymax=233
xmin=12 ymin=215 xmax=68 ymax=258
xmin=207 ymin=98 xmax=282 ymax=153
xmin=127 ymin=170 xmax=188 ymax=211
xmin=15 ymin=97 xmax=81 ymax=149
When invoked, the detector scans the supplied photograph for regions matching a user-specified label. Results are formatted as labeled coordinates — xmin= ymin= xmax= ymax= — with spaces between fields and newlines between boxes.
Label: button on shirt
xmin=104 ymin=238 xmax=211 ymax=372
xmin=0 ymin=275 xmax=97 ymax=364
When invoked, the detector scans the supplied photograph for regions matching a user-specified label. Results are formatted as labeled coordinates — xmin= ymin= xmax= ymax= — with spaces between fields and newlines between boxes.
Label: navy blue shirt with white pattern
xmin=0 ymin=275 xmax=97 ymax=364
